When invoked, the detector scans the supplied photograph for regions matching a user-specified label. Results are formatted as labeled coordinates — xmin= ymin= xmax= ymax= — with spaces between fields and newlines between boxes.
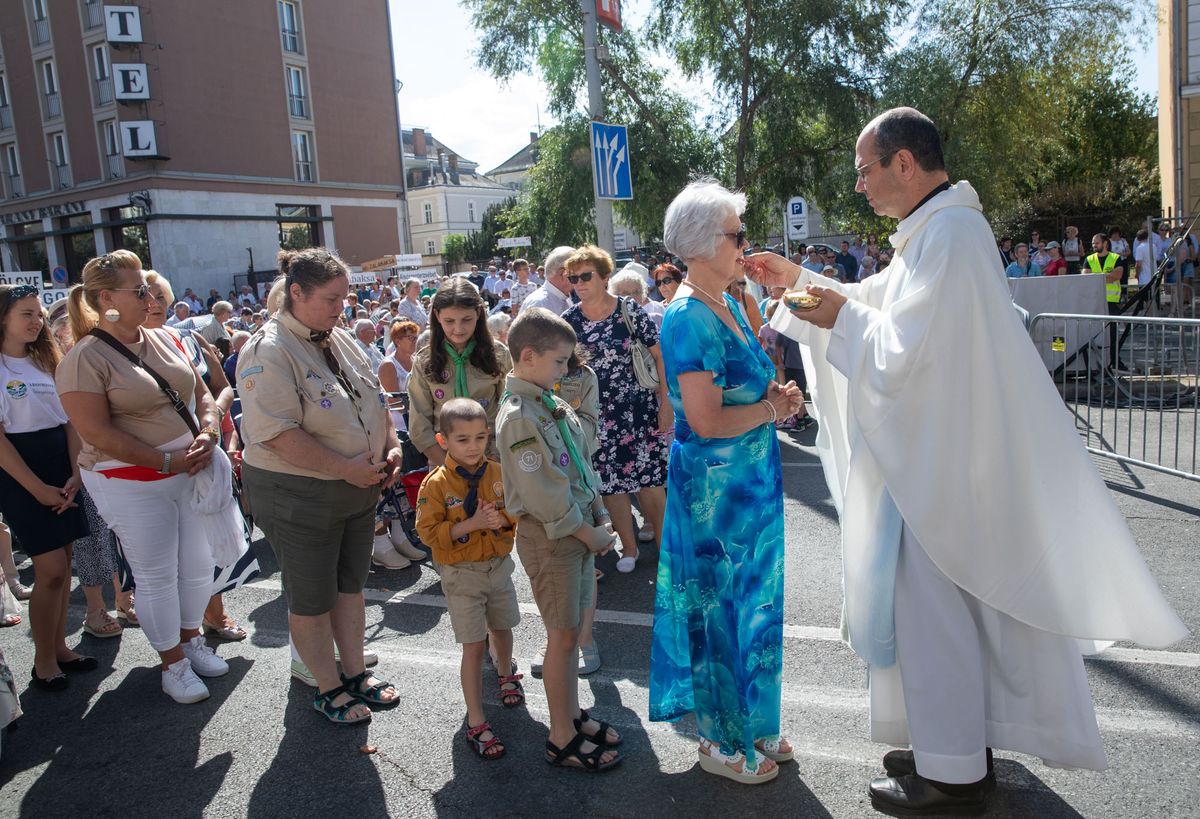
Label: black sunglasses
xmin=6 ymin=285 xmax=38 ymax=301
xmin=718 ymin=225 xmax=747 ymax=247
xmin=110 ymin=284 xmax=151 ymax=300
xmin=655 ymin=276 xmax=680 ymax=288
xmin=566 ymin=271 xmax=596 ymax=284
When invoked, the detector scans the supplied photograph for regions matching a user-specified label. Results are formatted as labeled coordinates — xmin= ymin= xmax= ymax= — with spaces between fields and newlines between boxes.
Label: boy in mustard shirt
xmin=495 ymin=307 xmax=622 ymax=772
xmin=415 ymin=398 xmax=521 ymax=761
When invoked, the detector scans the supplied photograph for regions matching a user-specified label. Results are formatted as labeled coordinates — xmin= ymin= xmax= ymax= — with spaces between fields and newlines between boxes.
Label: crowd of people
xmin=0 ymin=106 xmax=1188 ymax=815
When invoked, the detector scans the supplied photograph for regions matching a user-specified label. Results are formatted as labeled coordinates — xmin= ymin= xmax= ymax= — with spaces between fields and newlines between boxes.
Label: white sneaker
xmin=182 ymin=635 xmax=229 ymax=678
xmin=290 ymin=659 xmax=317 ymax=687
xmin=162 ymin=657 xmax=210 ymax=703
xmin=372 ymin=534 xmax=411 ymax=569
xmin=389 ymin=520 xmax=427 ymax=560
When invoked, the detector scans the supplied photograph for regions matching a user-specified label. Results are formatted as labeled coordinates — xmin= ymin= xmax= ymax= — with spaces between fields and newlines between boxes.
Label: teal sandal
xmin=314 ymin=683 xmax=372 ymax=724
xmin=341 ymin=669 xmax=399 ymax=708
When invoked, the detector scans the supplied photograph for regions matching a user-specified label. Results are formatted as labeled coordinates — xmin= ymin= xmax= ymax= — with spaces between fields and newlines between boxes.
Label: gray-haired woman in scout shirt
xmin=238 ymin=248 xmax=404 ymax=725
xmin=407 ymin=278 xmax=512 ymax=468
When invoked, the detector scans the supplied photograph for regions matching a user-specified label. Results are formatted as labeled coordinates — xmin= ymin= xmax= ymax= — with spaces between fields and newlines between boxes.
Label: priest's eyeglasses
xmin=855 ymin=151 xmax=897 ymax=180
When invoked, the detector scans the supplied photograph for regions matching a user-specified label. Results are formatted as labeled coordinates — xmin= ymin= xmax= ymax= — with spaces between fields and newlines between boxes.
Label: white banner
xmin=0 ymin=272 xmax=68 ymax=310
xmin=348 ymin=271 xmax=377 ymax=286
xmin=497 ymin=237 xmax=532 ymax=249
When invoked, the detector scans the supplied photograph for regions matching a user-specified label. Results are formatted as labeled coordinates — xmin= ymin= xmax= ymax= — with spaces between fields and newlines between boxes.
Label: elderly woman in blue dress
xmin=648 ymin=180 xmax=804 ymax=784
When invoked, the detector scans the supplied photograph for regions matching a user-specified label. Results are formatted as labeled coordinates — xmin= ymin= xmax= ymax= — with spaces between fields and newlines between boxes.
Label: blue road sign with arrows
xmin=590 ymin=121 xmax=632 ymax=200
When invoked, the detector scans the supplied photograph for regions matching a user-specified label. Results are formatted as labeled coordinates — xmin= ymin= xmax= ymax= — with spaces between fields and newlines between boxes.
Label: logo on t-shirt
xmin=5 ymin=380 xmax=27 ymax=399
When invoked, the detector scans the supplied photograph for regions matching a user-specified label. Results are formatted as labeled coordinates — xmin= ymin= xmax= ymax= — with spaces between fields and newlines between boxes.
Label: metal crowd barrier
xmin=1028 ymin=312 xmax=1200 ymax=482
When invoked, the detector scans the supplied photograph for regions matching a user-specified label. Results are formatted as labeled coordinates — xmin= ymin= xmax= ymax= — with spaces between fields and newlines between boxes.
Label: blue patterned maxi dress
xmin=648 ymin=293 xmax=785 ymax=770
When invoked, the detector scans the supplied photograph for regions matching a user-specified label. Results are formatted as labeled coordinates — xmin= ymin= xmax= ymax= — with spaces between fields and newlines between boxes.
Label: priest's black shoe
xmin=882 ymin=748 xmax=997 ymax=792
xmin=869 ymin=774 xmax=988 ymax=816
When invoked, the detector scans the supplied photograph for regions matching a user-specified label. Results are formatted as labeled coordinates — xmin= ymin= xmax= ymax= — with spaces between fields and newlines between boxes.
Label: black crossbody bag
xmin=88 ymin=328 xmax=201 ymax=438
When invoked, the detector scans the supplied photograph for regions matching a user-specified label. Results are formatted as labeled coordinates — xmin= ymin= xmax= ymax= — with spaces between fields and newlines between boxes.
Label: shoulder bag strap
xmin=619 ymin=297 xmax=637 ymax=337
xmin=88 ymin=328 xmax=202 ymax=438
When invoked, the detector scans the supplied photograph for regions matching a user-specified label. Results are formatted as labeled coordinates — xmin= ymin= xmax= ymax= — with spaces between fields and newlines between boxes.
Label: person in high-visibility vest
xmin=1084 ymin=234 xmax=1130 ymax=371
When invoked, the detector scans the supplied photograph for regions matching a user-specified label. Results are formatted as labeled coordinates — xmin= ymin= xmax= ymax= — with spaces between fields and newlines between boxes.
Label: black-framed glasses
xmin=566 ymin=271 xmax=596 ymax=284
xmin=5 ymin=285 xmax=38 ymax=301
xmin=717 ymin=224 xmax=747 ymax=247
xmin=110 ymin=284 xmax=151 ymax=300
xmin=854 ymin=150 xmax=897 ymax=179
xmin=654 ymin=276 xmax=680 ymax=288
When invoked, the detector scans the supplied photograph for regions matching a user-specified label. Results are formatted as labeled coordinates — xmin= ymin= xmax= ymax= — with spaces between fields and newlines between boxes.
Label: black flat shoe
xmin=869 ymin=774 xmax=987 ymax=816
xmin=882 ymin=749 xmax=996 ymax=792
xmin=30 ymin=668 xmax=69 ymax=692
xmin=58 ymin=655 xmax=98 ymax=673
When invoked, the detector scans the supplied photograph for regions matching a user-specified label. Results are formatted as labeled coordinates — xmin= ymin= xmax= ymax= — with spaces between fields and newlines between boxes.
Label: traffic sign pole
xmin=581 ymin=0 xmax=614 ymax=253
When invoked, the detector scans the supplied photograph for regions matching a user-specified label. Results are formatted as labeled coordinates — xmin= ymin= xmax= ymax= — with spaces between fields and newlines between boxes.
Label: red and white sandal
xmin=465 ymin=721 xmax=505 ymax=760
xmin=498 ymin=672 xmax=525 ymax=708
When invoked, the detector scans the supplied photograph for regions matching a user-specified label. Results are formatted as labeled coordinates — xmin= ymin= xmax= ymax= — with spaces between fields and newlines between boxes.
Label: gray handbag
xmin=619 ymin=298 xmax=660 ymax=390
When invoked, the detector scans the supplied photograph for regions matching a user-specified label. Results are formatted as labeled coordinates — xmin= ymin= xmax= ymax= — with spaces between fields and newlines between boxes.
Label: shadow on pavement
xmin=10 ymin=657 xmax=251 ymax=817
xmin=247 ymin=681 xmax=385 ymax=818
xmin=989 ymin=758 xmax=1088 ymax=817
xmin=1088 ymin=661 xmax=1200 ymax=727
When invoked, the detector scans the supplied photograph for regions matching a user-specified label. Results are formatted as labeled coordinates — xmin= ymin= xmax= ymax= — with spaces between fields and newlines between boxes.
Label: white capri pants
xmin=82 ymin=470 xmax=214 ymax=652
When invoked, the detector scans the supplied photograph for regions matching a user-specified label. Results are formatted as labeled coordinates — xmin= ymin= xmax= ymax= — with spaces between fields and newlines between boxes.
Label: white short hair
xmin=543 ymin=245 xmax=576 ymax=276
xmin=353 ymin=318 xmax=375 ymax=336
xmin=664 ymin=179 xmax=747 ymax=261
xmin=486 ymin=313 xmax=511 ymax=336
xmin=607 ymin=270 xmax=648 ymax=300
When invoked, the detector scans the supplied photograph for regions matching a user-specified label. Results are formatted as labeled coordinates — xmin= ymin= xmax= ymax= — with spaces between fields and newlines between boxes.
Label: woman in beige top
xmin=238 ymin=248 xmax=403 ymax=725
xmin=56 ymin=250 xmax=228 ymax=705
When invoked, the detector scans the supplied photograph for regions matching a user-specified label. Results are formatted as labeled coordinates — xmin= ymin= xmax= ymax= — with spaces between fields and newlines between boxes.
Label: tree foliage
xmin=442 ymin=234 xmax=470 ymax=265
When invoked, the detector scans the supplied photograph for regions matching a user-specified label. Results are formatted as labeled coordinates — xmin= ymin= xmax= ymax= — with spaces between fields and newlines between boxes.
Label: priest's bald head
xmin=854 ymin=107 xmax=950 ymax=220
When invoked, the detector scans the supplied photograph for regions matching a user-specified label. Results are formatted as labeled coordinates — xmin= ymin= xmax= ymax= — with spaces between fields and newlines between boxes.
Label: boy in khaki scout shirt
xmin=495 ymin=307 xmax=623 ymax=772
xmin=415 ymin=399 xmax=521 ymax=761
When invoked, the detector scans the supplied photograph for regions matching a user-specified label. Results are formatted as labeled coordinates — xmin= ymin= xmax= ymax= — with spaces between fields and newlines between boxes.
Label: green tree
xmin=442 ymin=233 xmax=470 ymax=265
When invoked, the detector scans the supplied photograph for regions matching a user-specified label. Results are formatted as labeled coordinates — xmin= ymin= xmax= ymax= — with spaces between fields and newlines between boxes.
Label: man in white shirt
xmin=482 ymin=266 xmax=500 ymax=294
xmin=165 ymin=301 xmax=190 ymax=327
xmin=508 ymin=259 xmax=539 ymax=311
xmin=353 ymin=319 xmax=384 ymax=371
xmin=182 ymin=288 xmax=204 ymax=315
xmin=488 ymin=269 xmax=511 ymax=297
xmin=174 ymin=300 xmax=233 ymax=351
xmin=520 ymin=245 xmax=575 ymax=316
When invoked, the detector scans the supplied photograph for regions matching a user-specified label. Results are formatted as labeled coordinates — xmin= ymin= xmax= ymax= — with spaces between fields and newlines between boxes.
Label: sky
xmin=390 ymin=1 xmax=1161 ymax=175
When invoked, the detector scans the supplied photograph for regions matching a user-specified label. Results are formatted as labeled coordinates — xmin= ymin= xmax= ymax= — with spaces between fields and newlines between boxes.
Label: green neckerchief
xmin=539 ymin=390 xmax=591 ymax=495
xmin=443 ymin=339 xmax=477 ymax=397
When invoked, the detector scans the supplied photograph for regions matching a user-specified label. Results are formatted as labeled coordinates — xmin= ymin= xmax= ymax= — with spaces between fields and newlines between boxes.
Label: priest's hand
xmin=789 ymin=285 xmax=846 ymax=330
xmin=740 ymin=253 xmax=801 ymax=290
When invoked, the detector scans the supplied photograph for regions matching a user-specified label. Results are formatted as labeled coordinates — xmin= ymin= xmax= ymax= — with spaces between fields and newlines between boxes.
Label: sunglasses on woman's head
xmin=6 ymin=285 xmax=38 ymax=301
xmin=110 ymin=284 xmax=151 ymax=300
xmin=566 ymin=271 xmax=595 ymax=284
xmin=655 ymin=276 xmax=680 ymax=288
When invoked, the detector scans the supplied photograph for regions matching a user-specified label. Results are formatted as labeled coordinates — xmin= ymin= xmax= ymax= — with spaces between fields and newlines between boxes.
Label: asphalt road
xmin=0 ymin=425 xmax=1197 ymax=819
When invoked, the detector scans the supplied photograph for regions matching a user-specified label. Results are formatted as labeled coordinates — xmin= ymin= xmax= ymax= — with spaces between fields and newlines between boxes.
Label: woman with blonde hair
xmin=57 ymin=251 xmax=228 ymax=704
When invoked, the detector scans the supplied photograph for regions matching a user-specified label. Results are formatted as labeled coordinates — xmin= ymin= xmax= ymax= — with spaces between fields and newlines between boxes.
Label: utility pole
xmin=581 ymin=0 xmax=614 ymax=253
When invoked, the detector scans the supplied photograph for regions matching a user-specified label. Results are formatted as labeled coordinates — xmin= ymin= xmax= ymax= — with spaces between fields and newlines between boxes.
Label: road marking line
xmin=246 ymin=577 xmax=1199 ymax=669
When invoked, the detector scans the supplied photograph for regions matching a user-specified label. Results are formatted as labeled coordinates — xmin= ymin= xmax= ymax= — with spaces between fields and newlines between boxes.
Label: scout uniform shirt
xmin=407 ymin=343 xmax=513 ymax=453
xmin=495 ymin=374 xmax=600 ymax=539
xmin=237 ymin=310 xmax=392 ymax=480
xmin=553 ymin=364 xmax=600 ymax=457
xmin=414 ymin=454 xmax=515 ymax=565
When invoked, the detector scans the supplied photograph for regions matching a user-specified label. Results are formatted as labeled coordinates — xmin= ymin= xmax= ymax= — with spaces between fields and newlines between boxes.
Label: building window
xmin=291 ymin=131 xmax=314 ymax=182
xmin=39 ymin=60 xmax=60 ymax=120
xmin=82 ymin=0 xmax=103 ymax=30
xmin=468 ymin=201 xmax=476 ymax=223
xmin=106 ymin=205 xmax=150 ymax=268
xmin=58 ymin=213 xmax=94 ymax=284
xmin=49 ymin=132 xmax=70 ymax=189
xmin=0 ymin=73 xmax=11 ymax=132
xmin=92 ymin=44 xmax=113 ymax=106
xmin=423 ymin=202 xmax=432 ymax=224
xmin=426 ymin=240 xmax=436 ymax=255
xmin=10 ymin=220 xmax=47 ymax=279
xmin=2 ymin=143 xmax=20 ymax=198
xmin=278 ymin=1 xmax=301 ymax=54
xmin=277 ymin=204 xmax=321 ymax=249
xmin=100 ymin=119 xmax=121 ymax=179
xmin=31 ymin=0 xmax=50 ymax=45
xmin=286 ymin=66 xmax=308 ymax=119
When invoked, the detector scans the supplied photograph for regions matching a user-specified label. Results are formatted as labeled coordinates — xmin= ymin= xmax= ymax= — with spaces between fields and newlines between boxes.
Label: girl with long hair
xmin=407 ymin=278 xmax=512 ymax=468
xmin=0 ymin=284 xmax=93 ymax=689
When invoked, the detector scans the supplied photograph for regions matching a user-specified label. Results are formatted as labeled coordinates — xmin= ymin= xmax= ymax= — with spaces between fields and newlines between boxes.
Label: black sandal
xmin=466 ymin=721 xmax=505 ymax=760
xmin=498 ymin=673 xmax=525 ymax=708
xmin=340 ymin=669 xmax=398 ymax=708
xmin=29 ymin=668 xmax=68 ymax=692
xmin=545 ymin=732 xmax=622 ymax=771
xmin=574 ymin=708 xmax=622 ymax=746
xmin=313 ymin=683 xmax=371 ymax=724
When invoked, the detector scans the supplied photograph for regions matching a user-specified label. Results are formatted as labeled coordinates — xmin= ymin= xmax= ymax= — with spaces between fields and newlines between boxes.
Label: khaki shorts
xmin=242 ymin=463 xmax=379 ymax=616
xmin=437 ymin=554 xmax=521 ymax=644
xmin=514 ymin=517 xmax=595 ymax=631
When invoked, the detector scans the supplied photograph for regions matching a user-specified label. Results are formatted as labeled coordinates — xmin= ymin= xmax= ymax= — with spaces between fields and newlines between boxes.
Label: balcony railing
xmin=51 ymin=163 xmax=71 ymax=189
xmin=95 ymin=76 xmax=113 ymax=106
xmin=44 ymin=92 xmax=60 ymax=120
xmin=287 ymin=93 xmax=308 ymax=119
xmin=281 ymin=28 xmax=300 ymax=53
xmin=0 ymin=106 xmax=11 ymax=131
xmin=84 ymin=0 xmax=102 ymax=29
xmin=106 ymin=153 xmax=122 ymax=179
xmin=2 ymin=172 xmax=22 ymax=199
xmin=33 ymin=18 xmax=50 ymax=45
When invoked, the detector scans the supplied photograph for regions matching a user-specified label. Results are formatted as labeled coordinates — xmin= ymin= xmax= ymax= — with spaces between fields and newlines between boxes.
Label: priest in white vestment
xmin=747 ymin=108 xmax=1188 ymax=816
